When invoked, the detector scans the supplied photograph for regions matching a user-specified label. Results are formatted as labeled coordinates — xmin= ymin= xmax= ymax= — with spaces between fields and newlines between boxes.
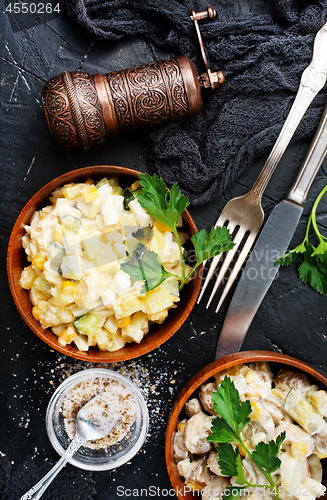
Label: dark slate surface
xmin=1 ymin=2 xmax=327 ymax=499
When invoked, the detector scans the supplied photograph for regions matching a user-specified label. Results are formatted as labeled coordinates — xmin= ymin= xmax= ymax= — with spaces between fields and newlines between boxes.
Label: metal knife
xmin=215 ymin=99 xmax=327 ymax=359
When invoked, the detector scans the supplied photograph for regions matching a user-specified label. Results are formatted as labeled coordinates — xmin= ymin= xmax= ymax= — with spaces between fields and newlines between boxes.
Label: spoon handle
xmin=19 ymin=435 xmax=84 ymax=500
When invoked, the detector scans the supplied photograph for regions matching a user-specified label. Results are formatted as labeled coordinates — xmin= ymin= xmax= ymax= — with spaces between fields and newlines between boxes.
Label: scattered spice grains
xmin=62 ymin=378 xmax=137 ymax=450
xmin=7 ymin=343 xmax=186 ymax=453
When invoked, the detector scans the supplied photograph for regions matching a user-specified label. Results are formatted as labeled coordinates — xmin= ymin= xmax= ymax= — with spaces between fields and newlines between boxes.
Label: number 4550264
xmin=4 ymin=3 xmax=61 ymax=14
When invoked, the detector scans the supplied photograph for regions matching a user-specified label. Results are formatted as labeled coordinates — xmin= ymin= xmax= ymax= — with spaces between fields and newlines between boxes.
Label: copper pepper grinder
xmin=41 ymin=7 xmax=224 ymax=153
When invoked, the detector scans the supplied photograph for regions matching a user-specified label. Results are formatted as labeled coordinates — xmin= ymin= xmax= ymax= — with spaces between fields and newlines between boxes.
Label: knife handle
xmin=288 ymin=99 xmax=327 ymax=206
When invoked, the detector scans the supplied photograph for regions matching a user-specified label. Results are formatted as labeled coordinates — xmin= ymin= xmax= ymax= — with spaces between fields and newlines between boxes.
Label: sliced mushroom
xmin=177 ymin=456 xmax=211 ymax=488
xmin=184 ymin=411 xmax=213 ymax=455
xmin=174 ymin=423 xmax=189 ymax=463
xmin=275 ymin=369 xmax=311 ymax=393
xmin=201 ymin=475 xmax=230 ymax=500
xmin=261 ymin=400 xmax=284 ymax=424
xmin=199 ymin=382 xmax=217 ymax=415
xmin=184 ymin=397 xmax=202 ymax=417
xmin=308 ymin=453 xmax=323 ymax=483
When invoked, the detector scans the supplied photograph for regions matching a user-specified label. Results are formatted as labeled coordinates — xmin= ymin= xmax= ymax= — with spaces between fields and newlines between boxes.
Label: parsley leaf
xmin=122 ymin=173 xmax=234 ymax=292
xmin=137 ymin=173 xmax=189 ymax=232
xmin=121 ymin=249 xmax=173 ymax=293
xmin=277 ymin=184 xmax=327 ymax=295
xmin=207 ymin=377 xmax=285 ymax=499
xmin=191 ymin=227 xmax=235 ymax=264
xmin=252 ymin=432 xmax=286 ymax=474
xmin=211 ymin=377 xmax=251 ymax=435
xmin=207 ymin=416 xmax=237 ymax=444
xmin=275 ymin=240 xmax=306 ymax=266
xmin=298 ymin=241 xmax=327 ymax=295
xmin=216 ymin=443 xmax=248 ymax=486
xmin=216 ymin=443 xmax=239 ymax=477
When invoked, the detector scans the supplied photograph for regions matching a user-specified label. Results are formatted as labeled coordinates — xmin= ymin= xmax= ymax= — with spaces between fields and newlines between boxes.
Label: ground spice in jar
xmin=62 ymin=377 xmax=137 ymax=450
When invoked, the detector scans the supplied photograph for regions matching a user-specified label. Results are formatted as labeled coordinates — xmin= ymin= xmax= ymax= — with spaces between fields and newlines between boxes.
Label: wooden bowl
xmin=165 ymin=350 xmax=327 ymax=500
xmin=7 ymin=165 xmax=202 ymax=362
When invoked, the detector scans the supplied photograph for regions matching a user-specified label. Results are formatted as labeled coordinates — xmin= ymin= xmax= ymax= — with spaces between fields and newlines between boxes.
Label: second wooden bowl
xmin=165 ymin=350 xmax=327 ymax=500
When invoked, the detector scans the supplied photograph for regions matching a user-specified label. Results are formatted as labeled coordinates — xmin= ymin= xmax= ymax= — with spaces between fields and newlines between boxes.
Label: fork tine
xmin=197 ymin=220 xmax=235 ymax=303
xmin=215 ymin=232 xmax=257 ymax=313
xmin=206 ymin=227 xmax=246 ymax=308
xmin=197 ymin=253 xmax=224 ymax=303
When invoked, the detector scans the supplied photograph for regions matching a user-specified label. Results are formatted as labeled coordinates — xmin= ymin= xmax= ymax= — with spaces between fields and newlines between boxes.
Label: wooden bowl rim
xmin=165 ymin=350 xmax=327 ymax=500
xmin=7 ymin=165 xmax=202 ymax=363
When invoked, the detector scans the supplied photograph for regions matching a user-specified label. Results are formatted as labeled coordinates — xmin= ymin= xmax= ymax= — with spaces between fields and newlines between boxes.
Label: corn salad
xmin=20 ymin=177 xmax=189 ymax=352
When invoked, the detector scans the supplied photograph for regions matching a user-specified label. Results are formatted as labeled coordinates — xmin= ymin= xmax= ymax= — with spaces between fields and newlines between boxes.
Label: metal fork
xmin=197 ymin=20 xmax=327 ymax=312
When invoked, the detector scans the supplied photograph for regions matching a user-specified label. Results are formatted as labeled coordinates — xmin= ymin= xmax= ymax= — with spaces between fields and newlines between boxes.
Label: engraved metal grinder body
xmin=41 ymin=7 xmax=224 ymax=153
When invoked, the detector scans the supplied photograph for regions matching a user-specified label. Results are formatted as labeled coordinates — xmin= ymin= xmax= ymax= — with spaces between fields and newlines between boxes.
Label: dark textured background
xmin=1 ymin=0 xmax=327 ymax=499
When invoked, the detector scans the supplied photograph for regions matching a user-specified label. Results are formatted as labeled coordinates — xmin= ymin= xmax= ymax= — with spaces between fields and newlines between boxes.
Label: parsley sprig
xmin=122 ymin=173 xmax=234 ymax=292
xmin=207 ymin=377 xmax=285 ymax=500
xmin=276 ymin=184 xmax=327 ymax=295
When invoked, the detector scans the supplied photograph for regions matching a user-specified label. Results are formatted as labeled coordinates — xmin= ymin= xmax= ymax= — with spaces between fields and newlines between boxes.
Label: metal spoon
xmin=20 ymin=392 xmax=118 ymax=500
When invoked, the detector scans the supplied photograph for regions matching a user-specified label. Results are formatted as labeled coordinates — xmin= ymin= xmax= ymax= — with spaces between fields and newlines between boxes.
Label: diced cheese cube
xmin=74 ymin=334 xmax=89 ymax=351
xmin=101 ymin=289 xmax=116 ymax=306
xmin=76 ymin=198 xmax=98 ymax=218
xmin=122 ymin=324 xmax=144 ymax=343
xmin=129 ymin=198 xmax=153 ymax=226
xmin=102 ymin=194 xmax=124 ymax=226
xmin=110 ymin=270 xmax=131 ymax=295
xmin=103 ymin=316 xmax=118 ymax=334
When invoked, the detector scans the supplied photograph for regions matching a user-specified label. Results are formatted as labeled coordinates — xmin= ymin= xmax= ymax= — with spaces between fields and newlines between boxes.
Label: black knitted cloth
xmin=60 ymin=0 xmax=327 ymax=205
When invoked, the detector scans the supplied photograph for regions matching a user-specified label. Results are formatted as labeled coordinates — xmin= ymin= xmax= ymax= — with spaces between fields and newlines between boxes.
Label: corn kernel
xmin=61 ymin=281 xmax=75 ymax=293
xmin=52 ymin=227 xmax=63 ymax=244
xmin=114 ymin=316 xmax=131 ymax=328
xmin=85 ymin=178 xmax=94 ymax=185
xmin=250 ymin=401 xmax=263 ymax=421
xmin=32 ymin=305 xmax=41 ymax=321
xmin=81 ymin=184 xmax=98 ymax=202
xmin=32 ymin=254 xmax=47 ymax=270
xmin=58 ymin=327 xmax=78 ymax=346
xmin=291 ymin=442 xmax=308 ymax=459
xmin=177 ymin=422 xmax=186 ymax=432
xmin=317 ymin=453 xmax=327 ymax=459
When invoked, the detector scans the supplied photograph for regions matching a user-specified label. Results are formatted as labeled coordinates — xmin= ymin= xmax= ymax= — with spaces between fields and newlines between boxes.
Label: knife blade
xmin=215 ymin=99 xmax=327 ymax=359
